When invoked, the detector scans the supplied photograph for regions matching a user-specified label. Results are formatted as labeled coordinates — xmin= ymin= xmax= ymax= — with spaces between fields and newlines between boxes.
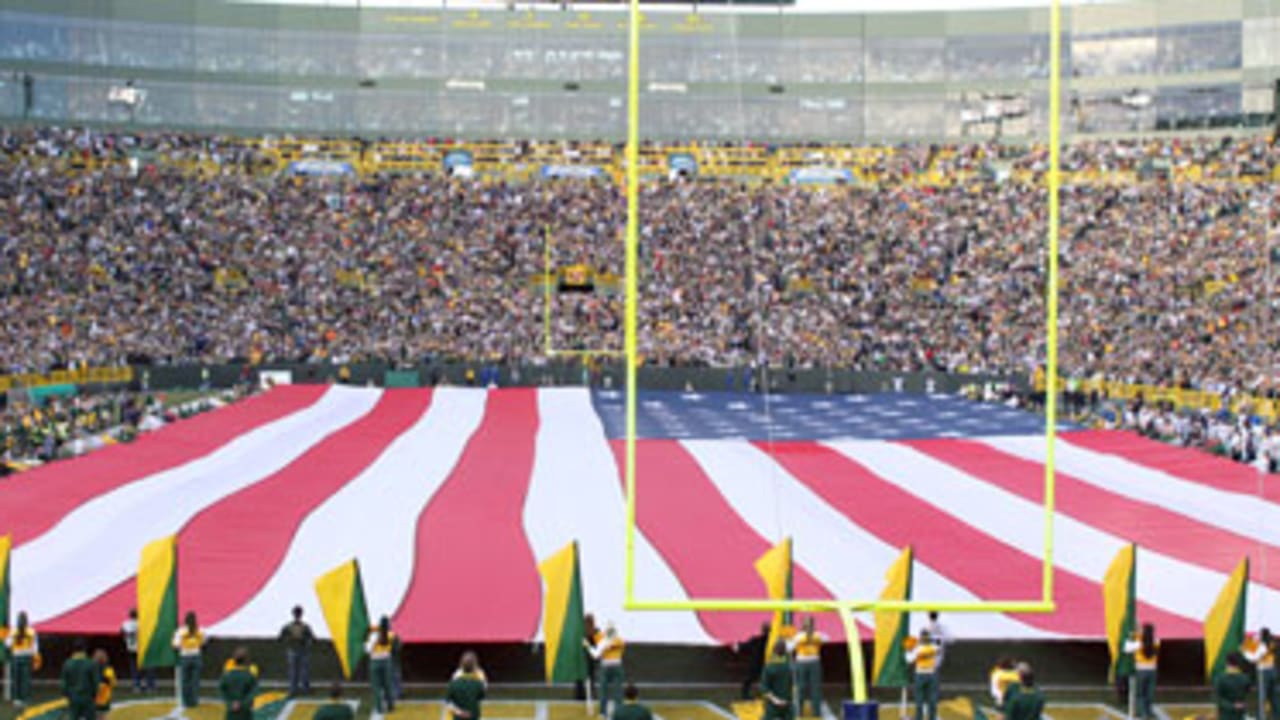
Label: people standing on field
xmin=6 ymin=611 xmax=38 ymax=706
xmin=761 ymin=640 xmax=794 ymax=720
xmin=279 ymin=605 xmax=315 ymax=697
xmin=587 ymin=622 xmax=626 ymax=718
xmin=1002 ymin=665 xmax=1045 ymax=720
xmin=1123 ymin=623 xmax=1159 ymax=720
xmin=173 ymin=611 xmax=207 ymax=709
xmin=788 ymin=616 xmax=826 ymax=718
xmin=313 ymin=682 xmax=354 ymax=720
xmin=219 ymin=648 xmax=258 ymax=720
xmin=122 ymin=608 xmax=155 ymax=693
xmin=367 ymin=616 xmax=397 ymax=714
xmin=60 ymin=638 xmax=98 ymax=720
xmin=445 ymin=651 xmax=487 ymax=720
xmin=1243 ymin=629 xmax=1277 ymax=720
xmin=94 ymin=649 xmax=116 ymax=719
xmin=905 ymin=630 xmax=939 ymax=720
xmin=612 ymin=684 xmax=654 ymax=720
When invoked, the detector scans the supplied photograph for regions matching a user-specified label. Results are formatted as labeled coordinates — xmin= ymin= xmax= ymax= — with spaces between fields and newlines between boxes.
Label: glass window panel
xmin=1070 ymin=30 xmax=1156 ymax=77
xmin=1156 ymin=23 xmax=1241 ymax=74
xmin=1155 ymin=84 xmax=1241 ymax=130
xmin=1242 ymin=17 xmax=1280 ymax=69
xmin=866 ymin=37 xmax=945 ymax=83
xmin=865 ymin=95 xmax=944 ymax=139
xmin=1071 ymin=88 xmax=1156 ymax=133
xmin=945 ymin=34 xmax=1038 ymax=81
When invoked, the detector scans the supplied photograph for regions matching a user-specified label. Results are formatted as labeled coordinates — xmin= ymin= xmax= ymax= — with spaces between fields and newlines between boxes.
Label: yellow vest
xmin=594 ymin=632 xmax=625 ymax=663
xmin=176 ymin=629 xmax=205 ymax=656
xmin=8 ymin=630 xmax=38 ymax=656
xmin=369 ymin=632 xmax=397 ymax=660
xmin=990 ymin=668 xmax=1020 ymax=700
xmin=794 ymin=633 xmax=823 ymax=661
xmin=912 ymin=644 xmax=939 ymax=673
xmin=1245 ymin=637 xmax=1274 ymax=670
xmin=96 ymin=666 xmax=117 ymax=707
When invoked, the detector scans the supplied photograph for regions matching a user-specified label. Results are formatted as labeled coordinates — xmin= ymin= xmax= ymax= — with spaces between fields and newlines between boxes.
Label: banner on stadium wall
xmin=286 ymin=160 xmax=356 ymax=177
xmin=541 ymin=165 xmax=604 ymax=180
xmin=667 ymin=153 xmax=698 ymax=179
xmin=258 ymin=370 xmax=294 ymax=389
xmin=444 ymin=150 xmax=475 ymax=178
xmin=787 ymin=167 xmax=853 ymax=185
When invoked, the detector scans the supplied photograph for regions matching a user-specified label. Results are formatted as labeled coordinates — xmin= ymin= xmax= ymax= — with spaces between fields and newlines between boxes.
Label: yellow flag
xmin=754 ymin=537 xmax=793 ymax=662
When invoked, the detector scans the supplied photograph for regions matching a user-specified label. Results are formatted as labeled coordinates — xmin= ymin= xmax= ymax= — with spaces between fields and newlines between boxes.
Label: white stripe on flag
xmin=990 ymin=435 xmax=1280 ymax=549
xmin=524 ymin=388 xmax=712 ymax=644
xmin=15 ymin=386 xmax=380 ymax=622
xmin=682 ymin=439 xmax=1052 ymax=639
xmin=824 ymin=440 xmax=1280 ymax=629
xmin=211 ymin=387 xmax=487 ymax=637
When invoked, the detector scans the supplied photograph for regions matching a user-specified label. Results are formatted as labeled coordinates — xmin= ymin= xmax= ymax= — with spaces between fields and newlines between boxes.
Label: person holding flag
xmin=219 ymin=648 xmax=258 ymax=720
xmin=586 ymin=622 xmax=625 ymax=717
xmin=905 ymin=630 xmax=940 ymax=720
xmin=173 ymin=612 xmax=207 ymax=709
xmin=445 ymin=651 xmax=487 ymax=720
xmin=367 ymin=616 xmax=397 ymax=715
xmin=1215 ymin=653 xmax=1253 ymax=720
xmin=788 ymin=616 xmax=826 ymax=718
xmin=761 ymin=640 xmax=794 ymax=720
xmin=1242 ymin=629 xmax=1276 ymax=720
xmin=121 ymin=609 xmax=154 ymax=694
xmin=736 ymin=623 xmax=770 ymax=700
xmin=1123 ymin=624 xmax=1159 ymax=720
xmin=5 ymin=611 xmax=38 ymax=706
xmin=60 ymin=638 xmax=99 ymax=720
xmin=94 ymin=649 xmax=117 ymax=719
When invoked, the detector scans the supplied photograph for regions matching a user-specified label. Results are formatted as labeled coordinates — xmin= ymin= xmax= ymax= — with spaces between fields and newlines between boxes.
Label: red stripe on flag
xmin=762 ymin=441 xmax=1192 ymax=636
xmin=41 ymin=390 xmax=434 ymax=634
xmin=0 ymin=385 xmax=327 ymax=547
xmin=394 ymin=389 xmax=542 ymax=641
xmin=1067 ymin=430 xmax=1280 ymax=503
xmin=909 ymin=438 xmax=1280 ymax=594
xmin=611 ymin=439 xmax=846 ymax=644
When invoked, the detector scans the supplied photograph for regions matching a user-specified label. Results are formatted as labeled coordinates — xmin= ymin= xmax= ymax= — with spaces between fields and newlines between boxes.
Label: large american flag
xmin=2 ymin=385 xmax=1274 ymax=643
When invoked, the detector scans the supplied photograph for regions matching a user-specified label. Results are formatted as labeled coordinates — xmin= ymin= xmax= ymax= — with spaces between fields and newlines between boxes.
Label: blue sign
xmin=541 ymin=164 xmax=604 ymax=179
xmin=286 ymin=160 xmax=356 ymax=177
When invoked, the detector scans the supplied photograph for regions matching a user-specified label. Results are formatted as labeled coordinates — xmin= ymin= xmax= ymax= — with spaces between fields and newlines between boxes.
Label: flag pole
xmin=899 ymin=687 xmax=907 ymax=720
xmin=1126 ymin=673 xmax=1135 ymax=720
xmin=585 ymin=671 xmax=594 ymax=716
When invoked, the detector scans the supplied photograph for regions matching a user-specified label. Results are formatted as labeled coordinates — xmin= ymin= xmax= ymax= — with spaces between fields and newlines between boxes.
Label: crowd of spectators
xmin=1 ymin=127 xmax=1277 ymax=402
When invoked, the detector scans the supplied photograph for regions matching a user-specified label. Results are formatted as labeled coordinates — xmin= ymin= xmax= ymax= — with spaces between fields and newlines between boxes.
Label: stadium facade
xmin=0 ymin=0 xmax=1275 ymax=140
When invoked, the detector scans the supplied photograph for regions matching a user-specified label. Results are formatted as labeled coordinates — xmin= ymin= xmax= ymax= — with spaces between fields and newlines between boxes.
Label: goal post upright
xmin=620 ymin=0 xmax=1060 ymax=616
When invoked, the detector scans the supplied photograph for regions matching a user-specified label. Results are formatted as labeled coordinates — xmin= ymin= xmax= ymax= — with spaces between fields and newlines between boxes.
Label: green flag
xmin=1103 ymin=543 xmax=1137 ymax=682
xmin=873 ymin=546 xmax=913 ymax=688
xmin=538 ymin=541 xmax=587 ymax=684
xmin=314 ymin=559 xmax=371 ymax=680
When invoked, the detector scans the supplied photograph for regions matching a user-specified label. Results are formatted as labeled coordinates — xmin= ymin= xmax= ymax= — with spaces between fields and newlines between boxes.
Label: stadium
xmin=0 ymin=1 xmax=1278 ymax=720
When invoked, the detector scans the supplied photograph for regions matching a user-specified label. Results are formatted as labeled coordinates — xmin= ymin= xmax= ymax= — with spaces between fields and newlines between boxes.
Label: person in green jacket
xmin=445 ymin=651 xmax=487 ymax=720
xmin=613 ymin=684 xmax=654 ymax=720
xmin=761 ymin=640 xmax=794 ymax=720
xmin=1216 ymin=652 xmax=1253 ymax=720
xmin=219 ymin=648 xmax=258 ymax=720
xmin=1003 ymin=665 xmax=1045 ymax=720
xmin=60 ymin=638 xmax=100 ymax=720
xmin=312 ymin=682 xmax=355 ymax=720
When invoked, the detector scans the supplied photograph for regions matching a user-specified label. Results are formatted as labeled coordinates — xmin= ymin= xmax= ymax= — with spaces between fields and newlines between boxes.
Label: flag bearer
xmin=1243 ymin=629 xmax=1277 ymax=720
xmin=906 ymin=630 xmax=939 ymax=720
xmin=5 ymin=611 xmax=38 ymax=706
xmin=788 ymin=617 xmax=826 ymax=718
xmin=367 ymin=617 xmax=397 ymax=714
xmin=587 ymin=622 xmax=625 ymax=717
xmin=172 ymin=612 xmax=207 ymax=708
xmin=1123 ymin=623 xmax=1159 ymax=720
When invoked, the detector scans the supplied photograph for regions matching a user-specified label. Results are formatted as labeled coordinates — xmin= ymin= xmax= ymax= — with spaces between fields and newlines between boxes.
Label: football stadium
xmin=0 ymin=2 xmax=1278 ymax=720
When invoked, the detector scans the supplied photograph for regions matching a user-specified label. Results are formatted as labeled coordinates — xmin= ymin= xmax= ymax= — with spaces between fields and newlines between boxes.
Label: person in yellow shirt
xmin=366 ymin=617 xmax=397 ymax=715
xmin=1242 ymin=628 xmax=1276 ymax=720
xmin=94 ymin=649 xmax=116 ymax=719
xmin=787 ymin=617 xmax=826 ymax=718
xmin=5 ymin=611 xmax=39 ymax=706
xmin=989 ymin=657 xmax=1021 ymax=708
xmin=905 ymin=630 xmax=939 ymax=720
xmin=586 ymin=622 xmax=625 ymax=717
xmin=172 ymin=612 xmax=207 ymax=709
xmin=1122 ymin=624 xmax=1159 ymax=720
